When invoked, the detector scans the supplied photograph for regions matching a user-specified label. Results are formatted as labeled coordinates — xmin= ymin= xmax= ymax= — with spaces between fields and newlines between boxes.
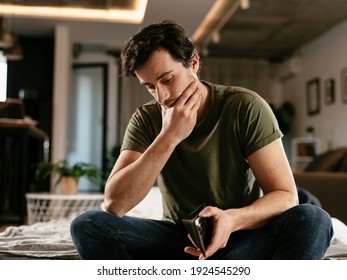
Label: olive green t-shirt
xmin=121 ymin=81 xmax=283 ymax=223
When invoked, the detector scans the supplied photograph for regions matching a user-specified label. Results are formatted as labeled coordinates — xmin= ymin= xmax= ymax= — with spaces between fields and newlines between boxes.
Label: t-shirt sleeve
xmin=121 ymin=104 xmax=161 ymax=153
xmin=239 ymin=94 xmax=283 ymax=157
xmin=121 ymin=112 xmax=149 ymax=153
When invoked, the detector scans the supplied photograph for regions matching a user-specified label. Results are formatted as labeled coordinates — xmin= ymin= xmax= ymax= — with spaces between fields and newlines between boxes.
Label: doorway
xmin=68 ymin=63 xmax=108 ymax=192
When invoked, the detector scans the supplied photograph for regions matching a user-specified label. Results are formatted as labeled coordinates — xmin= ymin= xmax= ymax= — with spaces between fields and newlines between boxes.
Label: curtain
xmin=119 ymin=76 xmax=153 ymax=142
xmin=199 ymin=57 xmax=270 ymax=98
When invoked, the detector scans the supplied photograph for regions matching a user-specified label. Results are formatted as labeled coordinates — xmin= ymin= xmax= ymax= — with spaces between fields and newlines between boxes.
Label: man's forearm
xmin=104 ymin=132 xmax=177 ymax=216
xmin=228 ymin=189 xmax=298 ymax=232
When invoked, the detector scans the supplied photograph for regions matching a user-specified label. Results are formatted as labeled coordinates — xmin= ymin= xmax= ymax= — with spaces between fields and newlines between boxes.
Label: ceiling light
xmin=240 ymin=0 xmax=250 ymax=10
xmin=200 ymin=47 xmax=209 ymax=57
xmin=0 ymin=17 xmax=14 ymax=49
xmin=4 ymin=38 xmax=23 ymax=61
xmin=0 ymin=29 xmax=14 ymax=49
xmin=211 ymin=32 xmax=220 ymax=44
xmin=0 ymin=0 xmax=148 ymax=24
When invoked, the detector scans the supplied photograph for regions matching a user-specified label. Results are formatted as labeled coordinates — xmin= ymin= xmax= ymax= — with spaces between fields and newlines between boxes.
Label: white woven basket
xmin=25 ymin=193 xmax=104 ymax=224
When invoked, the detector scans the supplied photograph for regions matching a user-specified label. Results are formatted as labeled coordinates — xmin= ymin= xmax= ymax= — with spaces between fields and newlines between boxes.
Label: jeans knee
xmin=291 ymin=204 xmax=333 ymax=239
xmin=70 ymin=210 xmax=103 ymax=238
xmin=297 ymin=204 xmax=331 ymax=226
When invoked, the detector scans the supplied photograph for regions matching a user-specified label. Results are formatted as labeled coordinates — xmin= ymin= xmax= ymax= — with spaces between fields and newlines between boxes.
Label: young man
xmin=70 ymin=20 xmax=333 ymax=260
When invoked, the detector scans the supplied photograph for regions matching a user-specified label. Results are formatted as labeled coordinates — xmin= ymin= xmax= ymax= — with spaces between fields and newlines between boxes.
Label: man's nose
xmin=156 ymin=85 xmax=169 ymax=105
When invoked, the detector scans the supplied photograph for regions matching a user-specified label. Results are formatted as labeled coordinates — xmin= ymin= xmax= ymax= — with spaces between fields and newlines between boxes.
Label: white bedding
xmin=0 ymin=187 xmax=346 ymax=259
xmin=324 ymin=218 xmax=347 ymax=259
xmin=0 ymin=219 xmax=79 ymax=259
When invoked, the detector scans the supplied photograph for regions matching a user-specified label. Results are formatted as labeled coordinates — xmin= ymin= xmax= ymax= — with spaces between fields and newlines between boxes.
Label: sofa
xmin=293 ymin=147 xmax=347 ymax=224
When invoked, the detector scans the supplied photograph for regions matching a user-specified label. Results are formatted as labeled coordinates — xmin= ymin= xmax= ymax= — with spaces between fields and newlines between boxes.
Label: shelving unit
xmin=291 ymin=137 xmax=321 ymax=172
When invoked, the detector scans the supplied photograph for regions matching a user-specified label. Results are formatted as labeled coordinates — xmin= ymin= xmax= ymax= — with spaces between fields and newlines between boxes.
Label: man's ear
xmin=191 ymin=53 xmax=200 ymax=73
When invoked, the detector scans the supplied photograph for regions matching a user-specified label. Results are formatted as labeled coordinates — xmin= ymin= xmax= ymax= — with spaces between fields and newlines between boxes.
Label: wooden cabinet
xmin=0 ymin=122 xmax=49 ymax=224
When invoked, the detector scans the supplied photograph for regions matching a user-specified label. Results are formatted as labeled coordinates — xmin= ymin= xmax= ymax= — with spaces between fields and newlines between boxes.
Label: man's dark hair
xmin=121 ymin=20 xmax=197 ymax=77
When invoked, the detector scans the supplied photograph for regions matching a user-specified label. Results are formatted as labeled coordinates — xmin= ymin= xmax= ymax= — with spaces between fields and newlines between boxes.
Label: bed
xmin=0 ymin=187 xmax=347 ymax=260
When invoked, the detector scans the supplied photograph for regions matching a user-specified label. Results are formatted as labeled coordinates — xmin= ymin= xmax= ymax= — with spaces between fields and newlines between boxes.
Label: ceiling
xmin=1 ymin=0 xmax=215 ymax=50
xmin=3 ymin=0 xmax=347 ymax=62
xmin=205 ymin=0 xmax=347 ymax=62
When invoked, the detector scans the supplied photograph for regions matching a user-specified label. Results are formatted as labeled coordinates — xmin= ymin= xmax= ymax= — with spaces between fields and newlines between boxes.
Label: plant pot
xmin=58 ymin=176 xmax=79 ymax=195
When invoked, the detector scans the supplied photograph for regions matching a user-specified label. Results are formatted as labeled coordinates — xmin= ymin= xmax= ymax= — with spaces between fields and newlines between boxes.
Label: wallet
xmin=181 ymin=203 xmax=213 ymax=257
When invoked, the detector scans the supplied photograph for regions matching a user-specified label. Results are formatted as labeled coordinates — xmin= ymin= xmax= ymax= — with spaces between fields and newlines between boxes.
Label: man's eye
xmin=163 ymin=77 xmax=173 ymax=84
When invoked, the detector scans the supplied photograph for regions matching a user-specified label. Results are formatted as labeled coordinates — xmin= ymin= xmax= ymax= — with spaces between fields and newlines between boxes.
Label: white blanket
xmin=323 ymin=218 xmax=347 ymax=259
xmin=0 ymin=219 xmax=79 ymax=259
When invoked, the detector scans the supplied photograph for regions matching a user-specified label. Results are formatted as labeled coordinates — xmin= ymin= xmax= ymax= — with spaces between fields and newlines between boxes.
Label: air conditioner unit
xmin=276 ymin=56 xmax=302 ymax=81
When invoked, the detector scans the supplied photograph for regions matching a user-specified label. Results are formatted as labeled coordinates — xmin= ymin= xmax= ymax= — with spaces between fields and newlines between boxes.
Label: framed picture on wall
xmin=341 ymin=67 xmax=347 ymax=103
xmin=306 ymin=78 xmax=320 ymax=116
xmin=324 ymin=78 xmax=335 ymax=105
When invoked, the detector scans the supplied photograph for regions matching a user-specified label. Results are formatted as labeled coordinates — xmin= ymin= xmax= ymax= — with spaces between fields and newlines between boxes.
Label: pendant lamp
xmin=4 ymin=41 xmax=23 ymax=60
xmin=0 ymin=17 xmax=14 ymax=49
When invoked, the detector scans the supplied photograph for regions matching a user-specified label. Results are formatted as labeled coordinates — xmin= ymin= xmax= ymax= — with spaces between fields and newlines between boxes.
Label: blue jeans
xmin=70 ymin=204 xmax=333 ymax=260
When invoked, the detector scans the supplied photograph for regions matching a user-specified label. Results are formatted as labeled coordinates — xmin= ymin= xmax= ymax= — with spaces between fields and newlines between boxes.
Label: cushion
xmin=337 ymin=154 xmax=347 ymax=172
xmin=304 ymin=148 xmax=347 ymax=171
xmin=297 ymin=186 xmax=322 ymax=207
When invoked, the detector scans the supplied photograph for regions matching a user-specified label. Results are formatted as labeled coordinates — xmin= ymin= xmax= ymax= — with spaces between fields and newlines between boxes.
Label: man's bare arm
xmin=104 ymin=134 xmax=177 ymax=216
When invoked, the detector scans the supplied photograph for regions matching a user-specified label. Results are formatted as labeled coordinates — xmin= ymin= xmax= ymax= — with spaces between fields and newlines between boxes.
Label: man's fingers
xmin=175 ymin=81 xmax=198 ymax=106
xmin=187 ymin=234 xmax=197 ymax=248
xmin=184 ymin=246 xmax=203 ymax=258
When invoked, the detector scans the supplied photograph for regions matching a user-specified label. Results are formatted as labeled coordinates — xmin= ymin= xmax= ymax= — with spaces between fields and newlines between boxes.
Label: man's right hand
xmin=161 ymin=81 xmax=202 ymax=145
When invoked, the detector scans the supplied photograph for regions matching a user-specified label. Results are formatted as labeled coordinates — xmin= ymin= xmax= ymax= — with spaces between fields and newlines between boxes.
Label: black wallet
xmin=182 ymin=203 xmax=213 ymax=257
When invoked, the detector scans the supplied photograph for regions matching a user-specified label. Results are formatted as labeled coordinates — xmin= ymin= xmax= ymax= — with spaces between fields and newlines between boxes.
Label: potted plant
xmin=270 ymin=101 xmax=295 ymax=134
xmin=35 ymin=160 xmax=102 ymax=195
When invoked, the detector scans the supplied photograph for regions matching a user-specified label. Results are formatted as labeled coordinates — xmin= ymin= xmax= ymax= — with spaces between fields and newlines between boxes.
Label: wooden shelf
xmin=291 ymin=137 xmax=321 ymax=172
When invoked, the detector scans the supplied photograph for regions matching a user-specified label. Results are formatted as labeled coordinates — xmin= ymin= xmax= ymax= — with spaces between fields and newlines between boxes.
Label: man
xmin=70 ymin=20 xmax=333 ymax=260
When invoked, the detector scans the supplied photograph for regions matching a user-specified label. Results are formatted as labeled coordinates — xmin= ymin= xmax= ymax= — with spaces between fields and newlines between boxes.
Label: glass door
xmin=68 ymin=64 xmax=107 ymax=192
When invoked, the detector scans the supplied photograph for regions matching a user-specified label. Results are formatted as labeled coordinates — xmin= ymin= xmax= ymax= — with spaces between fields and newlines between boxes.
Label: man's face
xmin=135 ymin=49 xmax=198 ymax=108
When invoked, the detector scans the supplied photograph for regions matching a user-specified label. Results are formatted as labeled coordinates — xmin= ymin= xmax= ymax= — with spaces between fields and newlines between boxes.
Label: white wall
xmin=279 ymin=18 xmax=347 ymax=152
